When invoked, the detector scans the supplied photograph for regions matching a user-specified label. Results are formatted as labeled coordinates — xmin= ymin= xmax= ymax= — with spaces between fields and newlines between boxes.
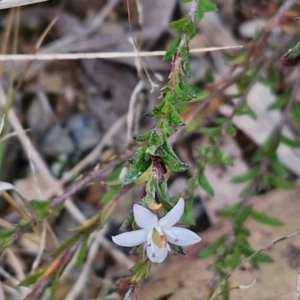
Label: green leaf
xmin=156 ymin=139 xmax=188 ymax=172
xmin=102 ymin=186 xmax=121 ymax=203
xmin=250 ymin=209 xmax=282 ymax=226
xmin=218 ymin=203 xmax=241 ymax=217
xmin=181 ymin=197 xmax=196 ymax=225
xmin=251 ymin=253 xmax=273 ymax=263
xmin=123 ymin=147 xmax=152 ymax=186
xmin=271 ymin=156 xmax=290 ymax=177
xmin=268 ymin=94 xmax=288 ymax=110
xmin=156 ymin=181 xmax=172 ymax=209
xmin=195 ymin=0 xmax=218 ymax=24
xmin=76 ymin=236 xmax=89 ymax=268
xmin=171 ymin=17 xmax=192 ymax=32
xmin=234 ymin=206 xmax=252 ymax=226
xmin=225 ymin=123 xmax=236 ymax=135
xmin=163 ymin=36 xmax=181 ymax=61
xmin=169 ymin=105 xmax=185 ymax=127
xmin=292 ymin=102 xmax=300 ymax=126
xmin=200 ymin=126 xmax=222 ymax=137
xmin=179 ymin=83 xmax=197 ymax=100
xmin=280 ymin=134 xmax=299 ymax=149
xmin=267 ymin=174 xmax=293 ymax=189
xmin=55 ymin=232 xmax=83 ymax=255
xmin=236 ymin=102 xmax=257 ymax=119
xmin=108 ymin=164 xmax=124 ymax=181
xmin=31 ymin=199 xmax=50 ymax=211
xmin=135 ymin=131 xmax=151 ymax=142
xmin=231 ymin=167 xmax=259 ymax=183
xmin=101 ymin=200 xmax=117 ymax=225
xmin=223 ymin=251 xmax=241 ymax=268
xmin=20 ymin=270 xmax=45 ymax=286
xmin=249 ymin=252 xmax=273 ymax=269
xmin=198 ymin=171 xmax=214 ymax=196
xmin=0 ymin=227 xmax=17 ymax=239
xmin=199 ymin=236 xmax=225 ymax=257
xmin=214 ymin=148 xmax=233 ymax=166
xmin=149 ymin=129 xmax=164 ymax=146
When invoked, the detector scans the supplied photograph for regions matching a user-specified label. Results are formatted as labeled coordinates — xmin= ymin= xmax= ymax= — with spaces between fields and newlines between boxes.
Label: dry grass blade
xmin=0 ymin=0 xmax=48 ymax=10
xmin=0 ymin=46 xmax=243 ymax=61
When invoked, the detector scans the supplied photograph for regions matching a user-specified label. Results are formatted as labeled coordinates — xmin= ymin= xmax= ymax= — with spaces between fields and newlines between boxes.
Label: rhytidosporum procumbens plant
xmin=111 ymin=0 xmax=217 ymax=291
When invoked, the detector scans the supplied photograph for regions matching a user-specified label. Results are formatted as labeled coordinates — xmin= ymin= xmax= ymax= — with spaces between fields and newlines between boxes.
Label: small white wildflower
xmin=112 ymin=198 xmax=201 ymax=263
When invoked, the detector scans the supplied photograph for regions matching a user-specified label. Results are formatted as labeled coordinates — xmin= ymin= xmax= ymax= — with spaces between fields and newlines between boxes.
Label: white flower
xmin=112 ymin=198 xmax=201 ymax=263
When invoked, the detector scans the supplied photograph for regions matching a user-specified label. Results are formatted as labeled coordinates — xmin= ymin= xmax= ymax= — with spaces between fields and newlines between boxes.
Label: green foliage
xmin=162 ymin=36 xmax=181 ymax=61
xmin=20 ymin=270 xmax=45 ymax=286
xmin=195 ymin=0 xmax=218 ymax=24
xmin=76 ymin=236 xmax=89 ymax=268
xmin=249 ymin=210 xmax=282 ymax=226
xmin=123 ymin=147 xmax=152 ymax=185
xmin=199 ymin=236 xmax=226 ymax=257
xmin=198 ymin=171 xmax=214 ymax=196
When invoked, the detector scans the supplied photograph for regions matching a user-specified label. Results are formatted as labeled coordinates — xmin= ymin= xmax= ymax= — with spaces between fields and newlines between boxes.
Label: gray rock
xmin=67 ymin=113 xmax=102 ymax=153
xmin=41 ymin=125 xmax=75 ymax=157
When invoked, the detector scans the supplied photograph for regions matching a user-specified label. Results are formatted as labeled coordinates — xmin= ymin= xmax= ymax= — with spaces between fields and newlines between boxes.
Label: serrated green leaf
xmin=180 ymin=83 xmax=197 ymax=99
xmin=231 ymin=167 xmax=259 ymax=183
xmin=149 ymin=129 xmax=164 ymax=146
xmin=0 ymin=227 xmax=17 ymax=239
xmin=250 ymin=209 xmax=282 ymax=226
xmin=183 ymin=60 xmax=193 ymax=78
xmin=198 ymin=171 xmax=214 ymax=196
xmin=123 ymin=147 xmax=152 ymax=186
xmin=156 ymin=141 xmax=188 ymax=172
xmin=163 ymin=36 xmax=181 ymax=61
xmin=169 ymin=105 xmax=185 ymax=127
xmin=135 ymin=131 xmax=151 ymax=142
xmin=199 ymin=236 xmax=225 ymax=257
xmin=214 ymin=148 xmax=233 ymax=166
xmin=267 ymin=174 xmax=293 ymax=189
xmin=145 ymin=107 xmax=166 ymax=118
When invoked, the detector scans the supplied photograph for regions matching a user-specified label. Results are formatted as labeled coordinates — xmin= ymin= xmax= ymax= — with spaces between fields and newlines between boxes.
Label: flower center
xmin=152 ymin=228 xmax=167 ymax=249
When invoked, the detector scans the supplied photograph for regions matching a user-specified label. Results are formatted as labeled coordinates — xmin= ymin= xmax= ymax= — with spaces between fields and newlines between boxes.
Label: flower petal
xmin=159 ymin=198 xmax=184 ymax=228
xmin=112 ymin=229 xmax=148 ymax=247
xmin=133 ymin=204 xmax=158 ymax=229
xmin=164 ymin=227 xmax=201 ymax=246
xmin=146 ymin=239 xmax=168 ymax=263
